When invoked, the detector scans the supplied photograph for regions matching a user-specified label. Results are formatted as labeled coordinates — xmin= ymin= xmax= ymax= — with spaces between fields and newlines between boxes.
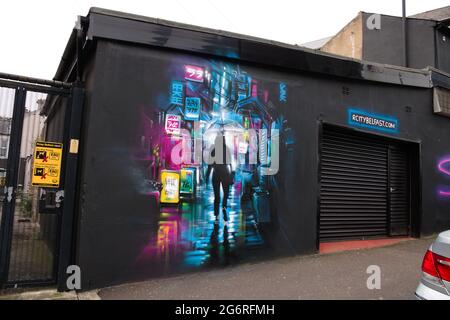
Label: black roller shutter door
xmin=320 ymin=127 xmax=411 ymax=242
xmin=320 ymin=127 xmax=389 ymax=241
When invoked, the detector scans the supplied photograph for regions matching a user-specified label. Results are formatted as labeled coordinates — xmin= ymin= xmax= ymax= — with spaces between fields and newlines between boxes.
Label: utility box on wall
xmin=434 ymin=87 xmax=450 ymax=117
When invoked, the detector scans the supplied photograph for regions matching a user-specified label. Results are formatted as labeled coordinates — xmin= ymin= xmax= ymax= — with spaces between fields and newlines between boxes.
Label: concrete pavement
xmin=0 ymin=288 xmax=100 ymax=300
xmin=99 ymin=236 xmax=434 ymax=300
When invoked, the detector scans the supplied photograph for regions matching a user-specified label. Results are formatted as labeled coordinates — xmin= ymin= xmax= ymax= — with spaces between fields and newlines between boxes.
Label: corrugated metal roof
xmin=300 ymin=37 xmax=333 ymax=49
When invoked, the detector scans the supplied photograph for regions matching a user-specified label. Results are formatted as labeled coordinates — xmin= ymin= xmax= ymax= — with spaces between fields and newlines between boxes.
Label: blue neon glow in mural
xmin=347 ymin=108 xmax=399 ymax=134
xmin=279 ymin=82 xmax=287 ymax=103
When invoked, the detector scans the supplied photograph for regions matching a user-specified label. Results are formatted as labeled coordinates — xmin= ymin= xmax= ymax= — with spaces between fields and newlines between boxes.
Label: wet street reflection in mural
xmin=138 ymin=182 xmax=265 ymax=273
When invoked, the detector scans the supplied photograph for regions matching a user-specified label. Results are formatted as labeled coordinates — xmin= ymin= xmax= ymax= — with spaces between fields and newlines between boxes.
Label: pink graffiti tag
xmin=438 ymin=158 xmax=450 ymax=196
xmin=438 ymin=158 xmax=450 ymax=175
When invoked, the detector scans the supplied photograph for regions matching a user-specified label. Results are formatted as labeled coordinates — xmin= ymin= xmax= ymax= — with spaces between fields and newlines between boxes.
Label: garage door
xmin=319 ymin=126 xmax=410 ymax=242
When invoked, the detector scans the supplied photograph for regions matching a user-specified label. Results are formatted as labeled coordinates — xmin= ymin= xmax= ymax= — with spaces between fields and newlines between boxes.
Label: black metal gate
xmin=0 ymin=73 xmax=81 ymax=287
xmin=319 ymin=125 xmax=411 ymax=242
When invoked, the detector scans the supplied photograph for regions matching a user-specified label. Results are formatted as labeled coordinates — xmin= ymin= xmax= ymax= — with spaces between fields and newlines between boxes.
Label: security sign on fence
xmin=32 ymin=141 xmax=63 ymax=188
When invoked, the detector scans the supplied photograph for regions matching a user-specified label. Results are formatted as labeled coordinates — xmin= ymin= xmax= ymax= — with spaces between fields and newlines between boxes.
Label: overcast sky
xmin=0 ymin=0 xmax=448 ymax=79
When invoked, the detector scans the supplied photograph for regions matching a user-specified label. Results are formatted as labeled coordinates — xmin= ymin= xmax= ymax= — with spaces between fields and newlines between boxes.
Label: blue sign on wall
xmin=347 ymin=108 xmax=398 ymax=134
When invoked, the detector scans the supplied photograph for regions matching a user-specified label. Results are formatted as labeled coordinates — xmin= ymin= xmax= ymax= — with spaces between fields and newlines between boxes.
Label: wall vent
xmin=434 ymin=87 xmax=450 ymax=117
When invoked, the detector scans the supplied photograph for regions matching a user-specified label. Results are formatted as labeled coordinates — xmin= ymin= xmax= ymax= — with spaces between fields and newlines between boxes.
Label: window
xmin=0 ymin=135 xmax=9 ymax=158
xmin=0 ymin=118 xmax=11 ymax=135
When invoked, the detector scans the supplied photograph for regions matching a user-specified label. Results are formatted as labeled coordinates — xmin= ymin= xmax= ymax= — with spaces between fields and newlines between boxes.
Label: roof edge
xmin=54 ymin=7 xmax=440 ymax=89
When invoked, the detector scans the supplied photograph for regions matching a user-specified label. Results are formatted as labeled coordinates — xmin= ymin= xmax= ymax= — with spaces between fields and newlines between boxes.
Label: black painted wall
xmin=76 ymin=39 xmax=450 ymax=290
xmin=362 ymin=13 xmax=438 ymax=71
xmin=436 ymin=28 xmax=450 ymax=72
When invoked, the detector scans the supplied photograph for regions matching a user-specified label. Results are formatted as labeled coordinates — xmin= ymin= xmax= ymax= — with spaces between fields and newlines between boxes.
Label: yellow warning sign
xmin=31 ymin=141 xmax=63 ymax=188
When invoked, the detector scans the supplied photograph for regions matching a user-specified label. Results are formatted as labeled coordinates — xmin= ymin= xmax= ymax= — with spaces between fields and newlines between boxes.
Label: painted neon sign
xmin=165 ymin=114 xmax=181 ymax=135
xmin=279 ymin=82 xmax=287 ymax=103
xmin=170 ymin=81 xmax=184 ymax=106
xmin=180 ymin=168 xmax=195 ymax=195
xmin=348 ymin=108 xmax=398 ymax=134
xmin=184 ymin=65 xmax=204 ymax=83
xmin=184 ymin=97 xmax=201 ymax=121
xmin=160 ymin=170 xmax=180 ymax=204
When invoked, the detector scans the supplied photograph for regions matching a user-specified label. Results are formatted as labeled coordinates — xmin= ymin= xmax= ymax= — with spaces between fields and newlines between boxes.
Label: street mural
xmin=134 ymin=59 xmax=294 ymax=274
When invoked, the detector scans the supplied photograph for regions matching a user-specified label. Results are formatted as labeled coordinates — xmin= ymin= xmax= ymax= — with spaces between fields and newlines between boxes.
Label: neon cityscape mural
xmin=135 ymin=58 xmax=293 ymax=274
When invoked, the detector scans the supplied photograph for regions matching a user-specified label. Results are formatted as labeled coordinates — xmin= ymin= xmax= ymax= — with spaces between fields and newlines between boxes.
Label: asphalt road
xmin=99 ymin=237 xmax=433 ymax=300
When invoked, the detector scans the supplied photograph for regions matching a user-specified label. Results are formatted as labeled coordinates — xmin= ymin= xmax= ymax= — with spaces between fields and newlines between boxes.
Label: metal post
xmin=57 ymin=84 xmax=85 ymax=291
xmin=75 ymin=16 xmax=83 ymax=83
xmin=0 ymin=87 xmax=27 ymax=285
xmin=402 ymin=0 xmax=408 ymax=67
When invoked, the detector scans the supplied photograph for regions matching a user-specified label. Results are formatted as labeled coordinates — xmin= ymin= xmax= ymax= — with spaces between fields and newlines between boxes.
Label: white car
xmin=415 ymin=230 xmax=450 ymax=300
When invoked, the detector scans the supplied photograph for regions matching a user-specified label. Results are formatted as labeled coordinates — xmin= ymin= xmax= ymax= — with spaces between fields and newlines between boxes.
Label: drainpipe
xmin=402 ymin=0 xmax=408 ymax=67
xmin=434 ymin=22 xmax=439 ymax=69
xmin=75 ymin=16 xmax=83 ymax=83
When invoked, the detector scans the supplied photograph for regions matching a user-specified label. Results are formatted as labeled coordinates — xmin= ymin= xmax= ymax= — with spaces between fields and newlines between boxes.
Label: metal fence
xmin=0 ymin=76 xmax=72 ymax=287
